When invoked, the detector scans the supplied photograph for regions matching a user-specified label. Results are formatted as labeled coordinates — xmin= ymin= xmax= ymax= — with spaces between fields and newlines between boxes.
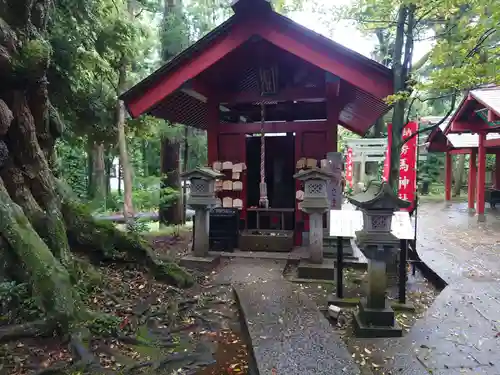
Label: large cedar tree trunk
xmin=159 ymin=0 xmax=183 ymax=226
xmin=160 ymin=137 xmax=182 ymax=225
xmin=116 ymin=62 xmax=134 ymax=223
xmin=0 ymin=0 xmax=192 ymax=327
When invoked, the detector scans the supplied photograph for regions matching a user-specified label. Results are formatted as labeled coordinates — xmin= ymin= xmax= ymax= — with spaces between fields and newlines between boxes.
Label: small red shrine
xmin=426 ymin=85 xmax=500 ymax=221
xmin=122 ymin=0 xmax=393 ymax=245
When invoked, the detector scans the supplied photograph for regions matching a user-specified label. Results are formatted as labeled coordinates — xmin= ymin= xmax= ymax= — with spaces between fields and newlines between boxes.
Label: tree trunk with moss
xmin=0 ymin=0 xmax=192 ymax=327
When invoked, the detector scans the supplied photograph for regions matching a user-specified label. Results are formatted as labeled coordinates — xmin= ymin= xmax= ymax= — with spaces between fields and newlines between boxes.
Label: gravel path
xmin=217 ymin=258 xmax=360 ymax=375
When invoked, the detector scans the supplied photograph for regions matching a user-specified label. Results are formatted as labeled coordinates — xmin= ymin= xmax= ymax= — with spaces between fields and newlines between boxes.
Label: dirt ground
xmin=284 ymin=263 xmax=439 ymax=375
xmin=0 ymin=234 xmax=252 ymax=375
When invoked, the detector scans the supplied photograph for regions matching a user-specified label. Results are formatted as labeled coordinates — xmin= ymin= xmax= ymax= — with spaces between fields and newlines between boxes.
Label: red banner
xmin=345 ymin=148 xmax=353 ymax=187
xmin=398 ymin=121 xmax=418 ymax=212
xmin=382 ymin=122 xmax=418 ymax=212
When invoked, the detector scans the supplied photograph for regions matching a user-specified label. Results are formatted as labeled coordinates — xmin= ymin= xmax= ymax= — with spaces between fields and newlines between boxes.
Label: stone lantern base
xmin=297 ymin=258 xmax=336 ymax=280
xmin=179 ymin=254 xmax=221 ymax=271
xmin=353 ymin=298 xmax=403 ymax=338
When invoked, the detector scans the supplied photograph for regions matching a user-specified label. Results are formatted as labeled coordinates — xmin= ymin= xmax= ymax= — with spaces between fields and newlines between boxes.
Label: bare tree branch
xmin=402 ymin=91 xmax=458 ymax=146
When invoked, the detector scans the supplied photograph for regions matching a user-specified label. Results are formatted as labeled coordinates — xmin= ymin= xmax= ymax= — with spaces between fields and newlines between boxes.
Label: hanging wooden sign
xmin=259 ymin=66 xmax=278 ymax=96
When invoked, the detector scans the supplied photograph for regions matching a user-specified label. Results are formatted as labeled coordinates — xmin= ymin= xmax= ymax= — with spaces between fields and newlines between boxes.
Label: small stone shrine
xmin=348 ymin=181 xmax=410 ymax=338
xmin=294 ymin=168 xmax=334 ymax=278
xmin=179 ymin=167 xmax=223 ymax=270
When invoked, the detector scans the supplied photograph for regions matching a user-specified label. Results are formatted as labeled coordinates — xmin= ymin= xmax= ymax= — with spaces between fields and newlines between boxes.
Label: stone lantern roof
xmin=181 ymin=167 xmax=223 ymax=180
xmin=348 ymin=181 xmax=410 ymax=211
xmin=293 ymin=167 xmax=334 ymax=181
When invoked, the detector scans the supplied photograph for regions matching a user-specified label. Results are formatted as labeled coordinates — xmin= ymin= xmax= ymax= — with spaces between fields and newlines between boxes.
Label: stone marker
xmin=348 ymin=181 xmax=410 ymax=338
xmin=179 ymin=167 xmax=223 ymax=270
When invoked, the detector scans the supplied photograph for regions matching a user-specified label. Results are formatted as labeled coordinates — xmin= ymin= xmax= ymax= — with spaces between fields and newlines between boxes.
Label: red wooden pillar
xmin=477 ymin=133 xmax=486 ymax=220
xmin=206 ymin=100 xmax=219 ymax=165
xmin=326 ymin=80 xmax=340 ymax=152
xmin=294 ymin=131 xmax=303 ymax=246
xmin=445 ymin=151 xmax=452 ymax=202
xmin=468 ymin=150 xmax=477 ymax=211
xmin=495 ymin=152 xmax=500 ymax=189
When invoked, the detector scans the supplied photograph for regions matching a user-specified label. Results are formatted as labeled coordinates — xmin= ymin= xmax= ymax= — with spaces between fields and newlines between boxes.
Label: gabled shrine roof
xmin=425 ymin=86 xmax=500 ymax=151
xmin=121 ymin=2 xmax=394 ymax=135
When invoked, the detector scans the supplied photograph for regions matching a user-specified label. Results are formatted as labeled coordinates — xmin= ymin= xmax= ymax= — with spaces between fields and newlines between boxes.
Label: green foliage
xmin=0 ymin=282 xmax=44 ymax=323
xmin=100 ymin=175 xmax=180 ymax=214
xmin=418 ymin=153 xmax=443 ymax=185
xmin=87 ymin=314 xmax=121 ymax=336
xmin=13 ymin=38 xmax=52 ymax=73
xmin=127 ymin=220 xmax=152 ymax=233
xmin=55 ymin=138 xmax=88 ymax=198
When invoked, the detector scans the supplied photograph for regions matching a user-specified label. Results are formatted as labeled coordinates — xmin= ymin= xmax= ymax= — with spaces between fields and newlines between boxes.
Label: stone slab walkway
xmin=384 ymin=280 xmax=500 ymax=375
xmin=380 ymin=202 xmax=500 ymax=374
xmin=416 ymin=202 xmax=500 ymax=284
xmin=216 ymin=258 xmax=360 ymax=375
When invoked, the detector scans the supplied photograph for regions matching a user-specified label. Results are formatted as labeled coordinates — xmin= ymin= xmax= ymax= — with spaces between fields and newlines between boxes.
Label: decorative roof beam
xmin=218 ymin=86 xmax=326 ymax=105
xmin=488 ymin=109 xmax=499 ymax=123
xmin=256 ymin=22 xmax=393 ymax=100
xmin=125 ymin=19 xmax=253 ymax=118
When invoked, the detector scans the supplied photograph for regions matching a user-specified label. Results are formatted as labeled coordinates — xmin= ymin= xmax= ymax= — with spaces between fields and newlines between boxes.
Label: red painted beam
xmin=495 ymin=152 xmax=500 ymax=189
xmin=468 ymin=150 xmax=477 ymax=211
xmin=449 ymin=96 xmax=474 ymax=124
xmin=450 ymin=148 xmax=473 ymax=154
xmin=218 ymin=121 xmax=327 ymax=134
xmin=326 ymin=81 xmax=340 ymax=151
xmin=450 ymin=119 xmax=490 ymax=133
xmin=126 ymin=19 xmax=255 ymax=118
xmin=256 ymin=21 xmax=393 ymax=100
xmin=488 ymin=109 xmax=500 ymax=122
xmin=485 ymin=138 xmax=500 ymax=148
xmin=218 ymin=86 xmax=326 ymax=105
xmin=445 ymin=152 xmax=452 ymax=201
xmin=206 ymin=100 xmax=219 ymax=165
xmin=477 ymin=133 xmax=486 ymax=218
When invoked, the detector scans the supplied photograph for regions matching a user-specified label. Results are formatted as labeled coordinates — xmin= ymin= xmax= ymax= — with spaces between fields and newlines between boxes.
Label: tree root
xmin=61 ymin=201 xmax=194 ymax=288
xmin=69 ymin=330 xmax=95 ymax=366
xmin=34 ymin=362 xmax=68 ymax=375
xmin=0 ymin=319 xmax=57 ymax=344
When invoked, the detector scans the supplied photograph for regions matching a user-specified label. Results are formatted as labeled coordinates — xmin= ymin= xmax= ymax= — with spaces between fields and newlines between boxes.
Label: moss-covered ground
xmin=0 ymin=234 xmax=252 ymax=375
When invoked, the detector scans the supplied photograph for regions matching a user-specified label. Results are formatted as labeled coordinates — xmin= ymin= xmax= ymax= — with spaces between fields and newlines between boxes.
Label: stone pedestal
xmin=353 ymin=258 xmax=402 ymax=338
xmin=193 ymin=209 xmax=209 ymax=257
xmin=366 ymin=259 xmax=387 ymax=308
xmin=309 ymin=212 xmax=324 ymax=264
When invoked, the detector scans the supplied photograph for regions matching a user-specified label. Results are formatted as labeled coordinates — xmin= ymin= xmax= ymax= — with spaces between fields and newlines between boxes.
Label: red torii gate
xmin=426 ymin=86 xmax=500 ymax=221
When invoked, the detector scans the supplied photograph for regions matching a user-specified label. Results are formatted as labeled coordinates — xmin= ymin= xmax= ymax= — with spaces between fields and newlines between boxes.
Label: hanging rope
xmin=259 ymin=102 xmax=269 ymax=208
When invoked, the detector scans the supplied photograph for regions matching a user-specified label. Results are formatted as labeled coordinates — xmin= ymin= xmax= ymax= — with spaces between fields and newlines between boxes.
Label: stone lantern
xmin=294 ymin=168 xmax=334 ymax=264
xmin=348 ymin=181 xmax=410 ymax=337
xmin=180 ymin=167 xmax=223 ymax=268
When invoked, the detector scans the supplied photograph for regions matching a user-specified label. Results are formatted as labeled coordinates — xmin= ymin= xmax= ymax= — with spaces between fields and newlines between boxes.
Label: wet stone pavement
xmin=215 ymin=258 xmax=360 ymax=375
xmin=416 ymin=202 xmax=500 ymax=284
xmin=212 ymin=202 xmax=500 ymax=375
xmin=382 ymin=202 xmax=500 ymax=374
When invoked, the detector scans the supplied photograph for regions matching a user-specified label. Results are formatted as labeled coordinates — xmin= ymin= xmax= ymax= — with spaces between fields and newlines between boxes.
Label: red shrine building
xmin=122 ymin=0 xmax=393 ymax=244
xmin=426 ymin=85 xmax=500 ymax=221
